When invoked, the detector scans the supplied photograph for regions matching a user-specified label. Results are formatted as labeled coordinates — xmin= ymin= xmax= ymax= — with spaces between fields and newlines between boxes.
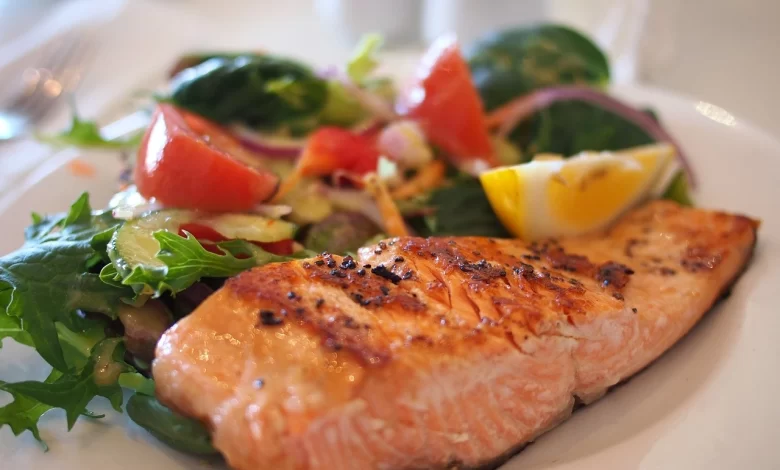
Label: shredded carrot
xmin=67 ymin=158 xmax=96 ymax=178
xmin=270 ymin=171 xmax=302 ymax=203
xmin=364 ymin=174 xmax=409 ymax=237
xmin=390 ymin=160 xmax=446 ymax=200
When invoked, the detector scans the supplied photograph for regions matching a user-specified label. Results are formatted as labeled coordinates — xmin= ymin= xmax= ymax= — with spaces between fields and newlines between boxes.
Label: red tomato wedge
xmin=178 ymin=223 xmax=294 ymax=256
xmin=297 ymin=127 xmax=380 ymax=176
xmin=135 ymin=104 xmax=279 ymax=212
xmin=274 ymin=126 xmax=380 ymax=201
xmin=397 ymin=35 xmax=498 ymax=173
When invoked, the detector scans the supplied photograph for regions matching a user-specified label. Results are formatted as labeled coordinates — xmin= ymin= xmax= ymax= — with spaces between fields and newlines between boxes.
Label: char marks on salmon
xmin=153 ymin=201 xmax=758 ymax=470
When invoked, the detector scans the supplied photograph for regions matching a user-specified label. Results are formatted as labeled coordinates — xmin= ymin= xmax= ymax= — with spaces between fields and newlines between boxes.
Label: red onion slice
xmin=231 ymin=125 xmax=304 ymax=160
xmin=488 ymin=86 xmax=695 ymax=187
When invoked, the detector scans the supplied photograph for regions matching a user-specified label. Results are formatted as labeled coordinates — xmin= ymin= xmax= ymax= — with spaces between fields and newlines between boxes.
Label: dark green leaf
xmin=662 ymin=171 xmax=694 ymax=206
xmin=0 ymin=338 xmax=127 ymax=432
xmin=126 ymin=393 xmax=217 ymax=455
xmin=169 ymin=55 xmax=327 ymax=131
xmin=511 ymin=100 xmax=656 ymax=156
xmin=467 ymin=24 xmax=610 ymax=111
xmin=411 ymin=178 xmax=510 ymax=237
xmin=0 ymin=193 xmax=131 ymax=370
xmin=0 ymin=314 xmax=32 ymax=348
xmin=0 ymin=369 xmax=60 ymax=450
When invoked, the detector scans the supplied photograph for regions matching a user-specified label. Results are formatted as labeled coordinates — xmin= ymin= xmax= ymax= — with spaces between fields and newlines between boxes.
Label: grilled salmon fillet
xmin=153 ymin=201 xmax=758 ymax=469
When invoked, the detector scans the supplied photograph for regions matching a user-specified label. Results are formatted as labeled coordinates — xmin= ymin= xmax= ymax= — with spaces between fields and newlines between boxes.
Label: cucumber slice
xmin=196 ymin=213 xmax=297 ymax=242
xmin=108 ymin=210 xmax=191 ymax=279
xmin=108 ymin=210 xmax=298 ymax=291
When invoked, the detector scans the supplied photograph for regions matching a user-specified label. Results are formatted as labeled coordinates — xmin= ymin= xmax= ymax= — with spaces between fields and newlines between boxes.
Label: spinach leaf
xmin=466 ymin=24 xmax=610 ymax=111
xmin=410 ymin=178 xmax=510 ymax=238
xmin=0 ymin=194 xmax=132 ymax=371
xmin=168 ymin=51 xmax=264 ymax=78
xmin=126 ymin=393 xmax=217 ymax=455
xmin=512 ymin=100 xmax=656 ymax=157
xmin=170 ymin=55 xmax=328 ymax=131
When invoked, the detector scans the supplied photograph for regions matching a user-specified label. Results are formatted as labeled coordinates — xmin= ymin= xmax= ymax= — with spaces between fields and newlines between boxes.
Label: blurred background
xmin=0 ymin=0 xmax=778 ymax=145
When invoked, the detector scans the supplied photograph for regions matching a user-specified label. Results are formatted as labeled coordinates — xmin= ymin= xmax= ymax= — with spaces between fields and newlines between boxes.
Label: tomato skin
xmin=178 ymin=223 xmax=294 ymax=256
xmin=398 ymin=36 xmax=498 ymax=171
xmin=135 ymin=104 xmax=279 ymax=212
xmin=298 ymin=127 xmax=380 ymax=176
xmin=256 ymin=239 xmax=294 ymax=255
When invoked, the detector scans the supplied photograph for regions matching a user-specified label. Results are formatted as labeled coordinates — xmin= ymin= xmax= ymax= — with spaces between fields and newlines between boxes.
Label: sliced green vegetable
xmin=126 ymin=393 xmax=218 ymax=455
xmin=169 ymin=55 xmax=328 ymax=131
xmin=466 ymin=24 xmax=610 ymax=111
xmin=662 ymin=171 xmax=694 ymax=206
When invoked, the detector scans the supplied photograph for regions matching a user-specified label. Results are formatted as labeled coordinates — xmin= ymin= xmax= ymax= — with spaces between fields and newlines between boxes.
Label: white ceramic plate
xmin=1 ymin=84 xmax=779 ymax=469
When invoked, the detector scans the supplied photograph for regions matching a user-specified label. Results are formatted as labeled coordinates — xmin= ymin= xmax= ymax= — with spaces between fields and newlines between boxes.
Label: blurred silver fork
xmin=0 ymin=31 xmax=94 ymax=141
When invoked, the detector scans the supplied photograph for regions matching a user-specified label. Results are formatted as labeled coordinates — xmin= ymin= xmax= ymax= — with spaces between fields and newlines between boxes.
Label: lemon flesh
xmin=480 ymin=144 xmax=675 ymax=241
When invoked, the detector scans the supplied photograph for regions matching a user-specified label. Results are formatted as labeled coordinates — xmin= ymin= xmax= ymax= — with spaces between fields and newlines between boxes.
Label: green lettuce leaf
xmin=114 ymin=231 xmax=307 ymax=297
xmin=347 ymin=33 xmax=383 ymax=83
xmin=0 ymin=194 xmax=131 ymax=370
xmin=0 ymin=314 xmax=32 ymax=348
xmin=0 ymin=338 xmax=128 ymax=447
xmin=36 ymin=112 xmax=142 ymax=150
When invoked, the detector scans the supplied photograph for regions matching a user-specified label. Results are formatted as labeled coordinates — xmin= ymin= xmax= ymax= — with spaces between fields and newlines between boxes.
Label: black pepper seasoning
xmin=315 ymin=298 xmax=325 ymax=309
xmin=314 ymin=260 xmax=325 ymax=266
xmin=394 ymin=256 xmax=404 ymax=263
xmin=380 ymin=286 xmax=390 ymax=296
xmin=259 ymin=310 xmax=283 ymax=326
xmin=340 ymin=256 xmax=357 ymax=269
xmin=356 ymin=269 xmax=366 ymax=276
xmin=371 ymin=265 xmax=402 ymax=284
xmin=287 ymin=291 xmax=297 ymax=300
xmin=253 ymin=378 xmax=265 ymax=389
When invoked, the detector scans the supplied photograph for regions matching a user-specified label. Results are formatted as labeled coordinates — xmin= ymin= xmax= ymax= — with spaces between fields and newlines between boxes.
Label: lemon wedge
xmin=480 ymin=143 xmax=676 ymax=241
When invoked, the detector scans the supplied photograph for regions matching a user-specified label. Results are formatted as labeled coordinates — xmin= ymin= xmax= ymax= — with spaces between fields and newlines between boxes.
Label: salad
xmin=0 ymin=25 xmax=692 ymax=455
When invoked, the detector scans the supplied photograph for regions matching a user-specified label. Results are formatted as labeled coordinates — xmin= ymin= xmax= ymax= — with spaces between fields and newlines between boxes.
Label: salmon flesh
xmin=153 ymin=201 xmax=758 ymax=469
